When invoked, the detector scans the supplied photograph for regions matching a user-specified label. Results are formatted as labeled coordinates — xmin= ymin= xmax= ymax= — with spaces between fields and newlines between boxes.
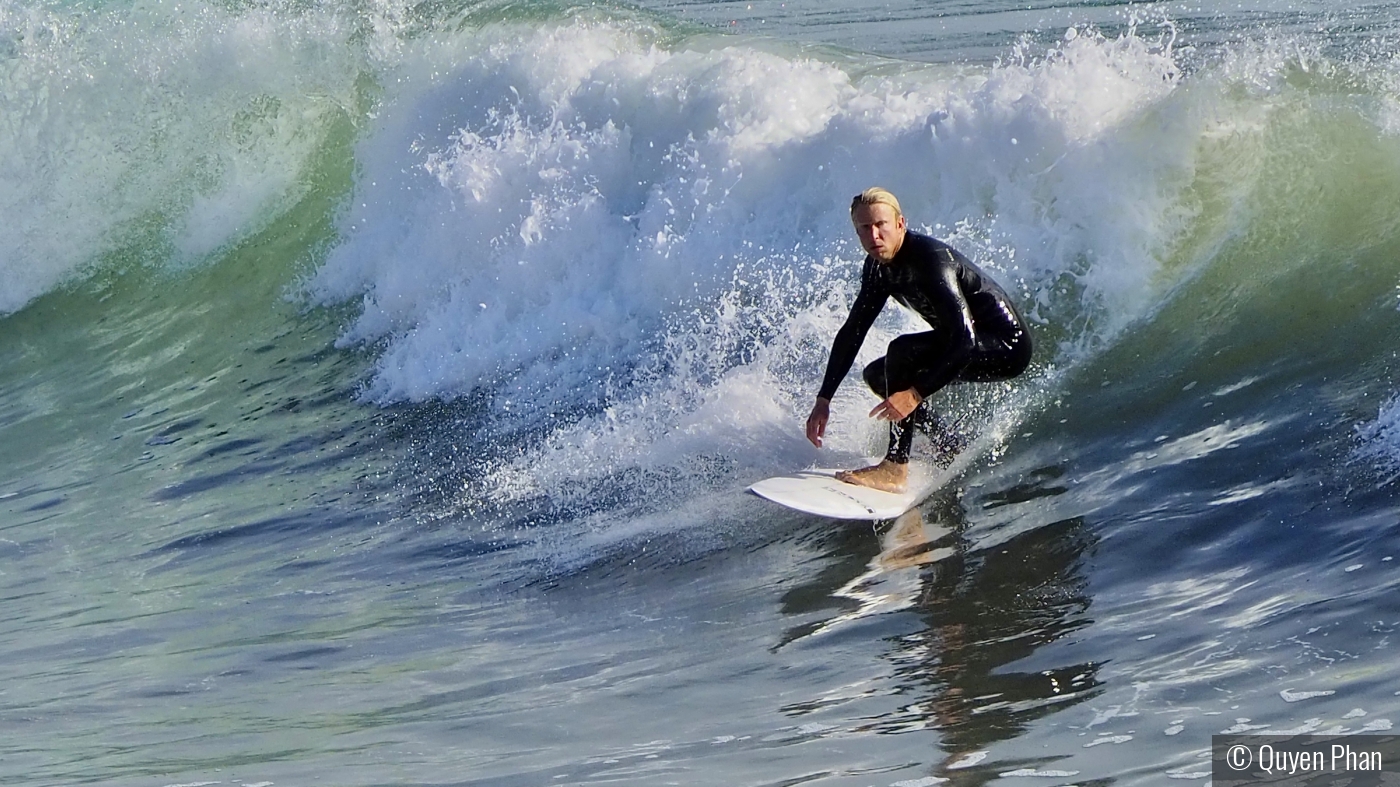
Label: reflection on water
xmin=779 ymin=493 xmax=1102 ymax=779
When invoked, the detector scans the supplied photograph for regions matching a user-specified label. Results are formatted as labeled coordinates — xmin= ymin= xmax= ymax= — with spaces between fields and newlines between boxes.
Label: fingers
xmin=868 ymin=400 xmax=895 ymax=421
xmin=869 ymin=398 xmax=912 ymax=421
xmin=807 ymin=399 xmax=830 ymax=448
xmin=870 ymin=389 xmax=921 ymax=421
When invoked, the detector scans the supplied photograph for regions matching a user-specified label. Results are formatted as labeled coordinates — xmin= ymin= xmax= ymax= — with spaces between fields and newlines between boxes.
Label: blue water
xmin=4 ymin=0 xmax=1400 ymax=784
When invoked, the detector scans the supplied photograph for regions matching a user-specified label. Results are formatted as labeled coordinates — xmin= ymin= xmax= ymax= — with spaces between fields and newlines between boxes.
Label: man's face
xmin=851 ymin=203 xmax=907 ymax=263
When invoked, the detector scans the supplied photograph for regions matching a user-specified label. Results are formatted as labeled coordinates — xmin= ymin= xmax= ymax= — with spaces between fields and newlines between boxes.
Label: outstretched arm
xmin=810 ymin=265 xmax=887 ymax=447
xmin=816 ymin=265 xmax=887 ymax=402
xmin=806 ymin=398 xmax=830 ymax=447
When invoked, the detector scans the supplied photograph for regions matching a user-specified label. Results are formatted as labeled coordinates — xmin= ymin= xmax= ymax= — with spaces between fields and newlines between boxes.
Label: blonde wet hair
xmin=850 ymin=187 xmax=903 ymax=218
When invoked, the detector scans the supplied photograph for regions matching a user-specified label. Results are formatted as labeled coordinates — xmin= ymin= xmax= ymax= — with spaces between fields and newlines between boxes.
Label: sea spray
xmin=306 ymin=18 xmax=1209 ymax=513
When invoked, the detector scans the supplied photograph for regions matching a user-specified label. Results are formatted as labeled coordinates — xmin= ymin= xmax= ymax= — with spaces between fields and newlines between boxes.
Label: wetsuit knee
xmin=862 ymin=357 xmax=892 ymax=398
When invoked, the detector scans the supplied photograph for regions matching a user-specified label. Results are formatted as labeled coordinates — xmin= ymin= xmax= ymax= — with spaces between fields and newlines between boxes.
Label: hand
xmin=806 ymin=398 xmax=831 ymax=448
xmin=869 ymin=388 xmax=922 ymax=421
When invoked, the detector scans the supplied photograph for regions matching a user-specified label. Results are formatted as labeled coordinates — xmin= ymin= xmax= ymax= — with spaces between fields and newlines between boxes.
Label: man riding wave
xmin=804 ymin=188 xmax=1033 ymax=493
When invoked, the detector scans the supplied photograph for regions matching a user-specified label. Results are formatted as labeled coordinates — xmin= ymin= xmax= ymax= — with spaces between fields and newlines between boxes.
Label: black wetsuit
xmin=817 ymin=231 xmax=1032 ymax=463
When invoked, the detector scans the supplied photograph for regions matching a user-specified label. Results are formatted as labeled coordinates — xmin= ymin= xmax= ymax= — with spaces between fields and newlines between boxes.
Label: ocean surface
xmin=5 ymin=0 xmax=1400 ymax=784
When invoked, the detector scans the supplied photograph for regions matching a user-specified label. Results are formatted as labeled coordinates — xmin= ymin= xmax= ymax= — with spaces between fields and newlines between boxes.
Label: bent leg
xmin=838 ymin=328 xmax=1029 ymax=491
xmin=885 ymin=406 xmax=934 ymax=464
xmin=863 ymin=331 xmax=953 ymax=465
xmin=831 ymin=354 xmax=912 ymax=491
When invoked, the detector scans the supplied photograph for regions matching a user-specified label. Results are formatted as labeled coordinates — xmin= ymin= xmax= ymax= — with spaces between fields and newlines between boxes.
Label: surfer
xmin=804 ymin=187 xmax=1033 ymax=493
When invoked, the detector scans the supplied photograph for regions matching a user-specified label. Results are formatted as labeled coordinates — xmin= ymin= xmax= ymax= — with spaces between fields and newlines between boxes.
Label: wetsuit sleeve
xmin=816 ymin=262 xmax=887 ymax=401
xmin=909 ymin=252 xmax=977 ymax=399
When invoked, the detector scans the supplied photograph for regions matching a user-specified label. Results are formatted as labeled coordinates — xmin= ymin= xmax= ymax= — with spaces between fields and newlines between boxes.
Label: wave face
xmin=0 ymin=0 xmax=368 ymax=314
xmin=6 ymin=0 xmax=1398 ymax=487
xmin=299 ymin=10 xmax=1400 ymax=517
xmin=5 ymin=1 xmax=1400 ymax=785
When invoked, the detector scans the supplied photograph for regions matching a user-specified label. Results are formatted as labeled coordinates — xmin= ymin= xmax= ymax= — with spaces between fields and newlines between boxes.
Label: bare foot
xmin=835 ymin=459 xmax=909 ymax=493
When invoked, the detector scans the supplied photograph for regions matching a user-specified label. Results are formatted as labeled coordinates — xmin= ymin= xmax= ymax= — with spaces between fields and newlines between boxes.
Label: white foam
xmin=1273 ymin=718 xmax=1323 ymax=734
xmin=947 ymin=751 xmax=989 ymax=769
xmin=1279 ymin=689 xmax=1335 ymax=702
xmin=1221 ymin=718 xmax=1270 ymax=733
xmin=1084 ymin=734 xmax=1133 ymax=747
xmin=1356 ymin=393 xmax=1400 ymax=481
xmin=304 ymin=18 xmax=1220 ymax=519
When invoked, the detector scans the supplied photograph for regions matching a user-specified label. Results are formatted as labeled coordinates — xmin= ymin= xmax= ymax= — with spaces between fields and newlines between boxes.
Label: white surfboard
xmin=748 ymin=462 xmax=953 ymax=520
